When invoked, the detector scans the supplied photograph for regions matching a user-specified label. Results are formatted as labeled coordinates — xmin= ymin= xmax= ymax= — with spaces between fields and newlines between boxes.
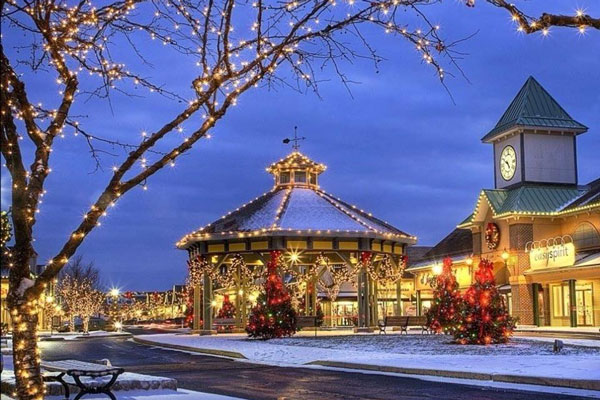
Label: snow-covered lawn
xmin=136 ymin=332 xmax=600 ymax=381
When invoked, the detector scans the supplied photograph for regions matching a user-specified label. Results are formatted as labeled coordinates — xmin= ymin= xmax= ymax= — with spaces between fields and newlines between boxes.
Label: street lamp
xmin=109 ymin=288 xmax=121 ymax=331
xmin=501 ymin=249 xmax=510 ymax=274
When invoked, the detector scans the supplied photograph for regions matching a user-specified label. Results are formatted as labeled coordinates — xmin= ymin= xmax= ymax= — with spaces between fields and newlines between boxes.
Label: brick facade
xmin=509 ymin=223 xmax=533 ymax=252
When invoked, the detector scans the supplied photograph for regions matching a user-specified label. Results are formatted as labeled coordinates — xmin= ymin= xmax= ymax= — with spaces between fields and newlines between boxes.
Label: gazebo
xmin=177 ymin=150 xmax=416 ymax=333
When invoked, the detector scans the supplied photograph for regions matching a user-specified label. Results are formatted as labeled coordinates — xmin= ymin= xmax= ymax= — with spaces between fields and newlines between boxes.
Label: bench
xmin=213 ymin=317 xmax=237 ymax=332
xmin=378 ymin=316 xmax=432 ymax=335
xmin=296 ymin=315 xmax=319 ymax=337
xmin=41 ymin=360 xmax=124 ymax=400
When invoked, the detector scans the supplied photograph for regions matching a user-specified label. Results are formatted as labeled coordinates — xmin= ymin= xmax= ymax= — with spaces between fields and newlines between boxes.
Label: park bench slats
xmin=378 ymin=316 xmax=432 ymax=335
xmin=213 ymin=318 xmax=236 ymax=327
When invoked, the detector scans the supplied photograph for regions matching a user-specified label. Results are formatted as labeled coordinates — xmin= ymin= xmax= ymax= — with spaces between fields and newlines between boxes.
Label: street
xmin=37 ymin=330 xmax=591 ymax=400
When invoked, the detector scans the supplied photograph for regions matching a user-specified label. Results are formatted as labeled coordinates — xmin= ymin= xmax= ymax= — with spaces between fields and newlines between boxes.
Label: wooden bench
xmin=377 ymin=316 xmax=406 ymax=334
xmin=378 ymin=316 xmax=432 ymax=335
xmin=41 ymin=359 xmax=124 ymax=400
xmin=407 ymin=316 xmax=432 ymax=335
xmin=213 ymin=317 xmax=237 ymax=332
xmin=296 ymin=315 xmax=319 ymax=337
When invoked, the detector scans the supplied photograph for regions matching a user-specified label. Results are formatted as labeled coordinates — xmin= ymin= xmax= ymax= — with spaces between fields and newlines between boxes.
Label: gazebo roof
xmin=177 ymin=151 xmax=415 ymax=249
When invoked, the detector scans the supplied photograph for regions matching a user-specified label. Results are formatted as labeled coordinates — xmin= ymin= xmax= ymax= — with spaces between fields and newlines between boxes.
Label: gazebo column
xmin=234 ymin=265 xmax=247 ymax=332
xmin=309 ymin=278 xmax=317 ymax=316
xmin=193 ymin=284 xmax=202 ymax=331
xmin=370 ymin=280 xmax=379 ymax=326
xmin=395 ymin=279 xmax=403 ymax=316
xmin=201 ymin=272 xmax=215 ymax=335
xmin=356 ymin=268 xmax=372 ymax=332
xmin=235 ymin=266 xmax=242 ymax=329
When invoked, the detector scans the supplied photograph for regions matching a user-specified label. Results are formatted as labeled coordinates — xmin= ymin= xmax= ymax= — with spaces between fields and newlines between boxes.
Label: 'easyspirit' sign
xmin=529 ymin=242 xmax=575 ymax=270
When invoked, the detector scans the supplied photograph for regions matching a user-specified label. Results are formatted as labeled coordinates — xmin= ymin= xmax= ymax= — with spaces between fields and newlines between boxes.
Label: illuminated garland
xmin=186 ymin=255 xmax=212 ymax=287
xmin=316 ymin=254 xmax=356 ymax=301
xmin=364 ymin=253 xmax=407 ymax=286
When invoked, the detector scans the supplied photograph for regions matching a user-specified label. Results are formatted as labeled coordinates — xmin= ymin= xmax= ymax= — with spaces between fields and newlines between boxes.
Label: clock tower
xmin=482 ymin=76 xmax=588 ymax=189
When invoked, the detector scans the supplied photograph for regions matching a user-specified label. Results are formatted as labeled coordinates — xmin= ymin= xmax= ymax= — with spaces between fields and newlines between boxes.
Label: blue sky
xmin=2 ymin=1 xmax=599 ymax=290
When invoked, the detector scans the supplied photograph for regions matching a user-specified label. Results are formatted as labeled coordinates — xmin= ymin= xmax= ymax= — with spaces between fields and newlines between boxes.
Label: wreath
xmin=485 ymin=222 xmax=500 ymax=250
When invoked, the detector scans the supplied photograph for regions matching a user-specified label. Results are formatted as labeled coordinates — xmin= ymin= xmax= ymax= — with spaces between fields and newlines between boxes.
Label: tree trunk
xmin=82 ymin=316 xmax=89 ymax=334
xmin=10 ymin=304 xmax=44 ymax=400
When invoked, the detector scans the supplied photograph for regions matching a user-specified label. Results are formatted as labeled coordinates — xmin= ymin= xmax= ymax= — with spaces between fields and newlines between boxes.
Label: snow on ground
xmin=138 ymin=332 xmax=600 ymax=381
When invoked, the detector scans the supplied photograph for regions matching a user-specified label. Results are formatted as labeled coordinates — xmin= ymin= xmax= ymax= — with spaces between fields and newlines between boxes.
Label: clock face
xmin=500 ymin=145 xmax=517 ymax=181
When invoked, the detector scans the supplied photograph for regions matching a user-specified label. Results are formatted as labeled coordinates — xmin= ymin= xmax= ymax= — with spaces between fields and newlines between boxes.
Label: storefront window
xmin=331 ymin=301 xmax=357 ymax=327
xmin=576 ymin=282 xmax=594 ymax=326
xmin=551 ymin=283 xmax=570 ymax=317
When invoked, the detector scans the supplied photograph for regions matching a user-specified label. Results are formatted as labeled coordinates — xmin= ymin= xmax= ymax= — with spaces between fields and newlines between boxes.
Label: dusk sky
xmin=2 ymin=1 xmax=599 ymax=291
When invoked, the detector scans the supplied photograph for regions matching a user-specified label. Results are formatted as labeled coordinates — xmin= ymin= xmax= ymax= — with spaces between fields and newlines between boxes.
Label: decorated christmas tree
xmin=426 ymin=257 xmax=463 ymax=334
xmin=246 ymin=251 xmax=297 ymax=339
xmin=455 ymin=258 xmax=516 ymax=345
xmin=216 ymin=295 xmax=236 ymax=332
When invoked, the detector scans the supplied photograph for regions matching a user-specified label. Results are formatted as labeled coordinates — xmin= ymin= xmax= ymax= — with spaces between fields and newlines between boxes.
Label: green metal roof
xmin=482 ymin=186 xmax=586 ymax=215
xmin=481 ymin=76 xmax=587 ymax=143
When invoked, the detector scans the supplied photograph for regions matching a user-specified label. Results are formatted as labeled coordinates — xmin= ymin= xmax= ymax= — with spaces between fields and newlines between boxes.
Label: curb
xmin=132 ymin=336 xmax=247 ymax=359
xmin=306 ymin=360 xmax=600 ymax=391
xmin=76 ymin=333 xmax=133 ymax=339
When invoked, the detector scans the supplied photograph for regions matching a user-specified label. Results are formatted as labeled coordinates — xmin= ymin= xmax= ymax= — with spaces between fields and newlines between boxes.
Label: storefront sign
xmin=529 ymin=242 xmax=575 ymax=270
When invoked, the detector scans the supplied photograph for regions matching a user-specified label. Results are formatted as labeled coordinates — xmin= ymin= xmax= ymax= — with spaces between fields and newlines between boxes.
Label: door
xmin=576 ymin=283 xmax=594 ymax=326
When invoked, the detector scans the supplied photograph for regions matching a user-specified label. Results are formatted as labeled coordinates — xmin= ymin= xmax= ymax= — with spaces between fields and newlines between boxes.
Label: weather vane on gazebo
xmin=283 ymin=126 xmax=306 ymax=151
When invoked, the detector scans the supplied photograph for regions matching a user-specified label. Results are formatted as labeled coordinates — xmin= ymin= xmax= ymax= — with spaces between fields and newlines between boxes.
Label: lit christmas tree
xmin=216 ymin=295 xmax=236 ymax=332
xmin=455 ymin=258 xmax=516 ymax=345
xmin=426 ymin=257 xmax=463 ymax=334
xmin=246 ymin=251 xmax=297 ymax=339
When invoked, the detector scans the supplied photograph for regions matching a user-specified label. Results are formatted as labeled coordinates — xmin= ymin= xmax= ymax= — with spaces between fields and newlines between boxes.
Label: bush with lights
xmin=455 ymin=258 xmax=516 ymax=345
xmin=246 ymin=251 xmax=297 ymax=339
xmin=426 ymin=257 xmax=464 ymax=334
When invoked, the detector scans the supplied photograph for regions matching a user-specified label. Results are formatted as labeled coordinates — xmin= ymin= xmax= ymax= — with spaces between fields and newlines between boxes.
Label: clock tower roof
xmin=481 ymin=76 xmax=587 ymax=143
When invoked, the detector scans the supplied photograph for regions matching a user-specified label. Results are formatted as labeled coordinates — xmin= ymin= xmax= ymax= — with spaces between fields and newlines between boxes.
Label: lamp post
xmin=109 ymin=288 xmax=121 ymax=332
xmin=502 ymin=249 xmax=510 ymax=271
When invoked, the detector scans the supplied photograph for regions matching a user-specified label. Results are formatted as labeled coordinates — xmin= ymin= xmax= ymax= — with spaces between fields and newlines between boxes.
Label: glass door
xmin=576 ymin=283 xmax=594 ymax=326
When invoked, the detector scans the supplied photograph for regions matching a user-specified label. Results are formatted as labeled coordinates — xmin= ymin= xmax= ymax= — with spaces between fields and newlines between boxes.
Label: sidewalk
xmin=515 ymin=326 xmax=600 ymax=340
xmin=133 ymin=332 xmax=600 ymax=392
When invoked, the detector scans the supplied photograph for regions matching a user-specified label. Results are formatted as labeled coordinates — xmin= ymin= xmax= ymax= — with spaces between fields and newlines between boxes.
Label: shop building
xmin=406 ymin=228 xmax=477 ymax=316
xmin=434 ymin=76 xmax=599 ymax=327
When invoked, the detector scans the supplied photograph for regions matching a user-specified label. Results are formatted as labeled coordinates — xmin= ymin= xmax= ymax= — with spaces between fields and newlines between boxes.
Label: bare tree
xmin=0 ymin=0 xmax=597 ymax=398
xmin=57 ymin=256 xmax=101 ymax=332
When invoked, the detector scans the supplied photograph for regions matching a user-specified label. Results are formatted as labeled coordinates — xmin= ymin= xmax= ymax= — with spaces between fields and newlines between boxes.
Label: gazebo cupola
xmin=266 ymin=151 xmax=326 ymax=188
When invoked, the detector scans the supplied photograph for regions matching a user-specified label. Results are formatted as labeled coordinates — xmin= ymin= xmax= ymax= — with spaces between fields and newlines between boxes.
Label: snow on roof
xmin=177 ymin=152 xmax=414 ymax=248
xmin=179 ymin=185 xmax=413 ymax=246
